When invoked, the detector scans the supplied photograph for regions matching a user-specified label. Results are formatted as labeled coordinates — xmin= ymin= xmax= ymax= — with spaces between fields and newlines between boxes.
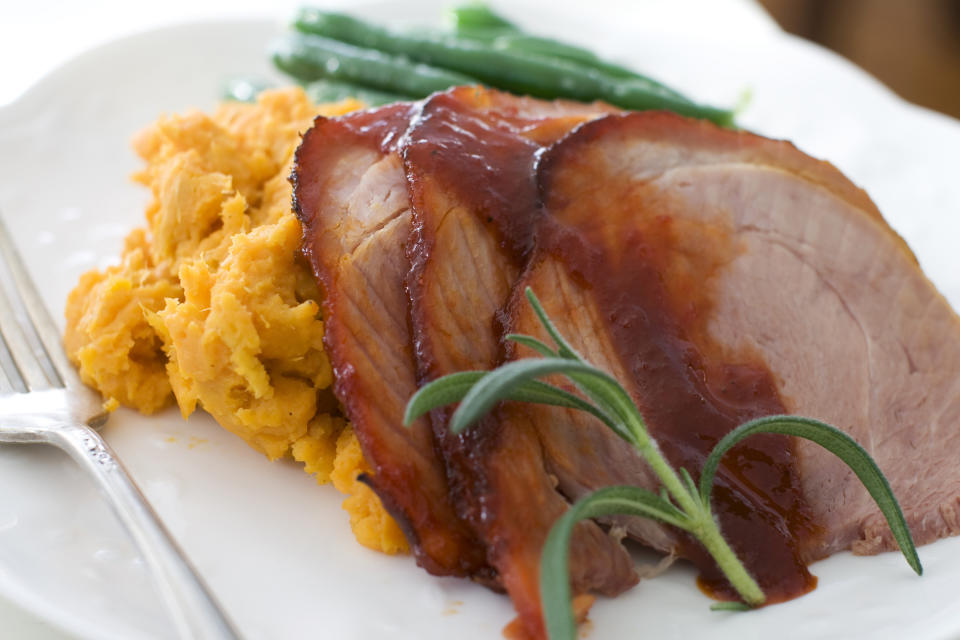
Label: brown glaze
xmin=403 ymin=87 xmax=632 ymax=640
xmin=404 ymin=88 xmax=614 ymax=287
xmin=295 ymin=90 xmax=960 ymax=637
xmin=293 ymin=102 xmax=493 ymax=580
xmin=528 ymin=111 xmax=821 ymax=601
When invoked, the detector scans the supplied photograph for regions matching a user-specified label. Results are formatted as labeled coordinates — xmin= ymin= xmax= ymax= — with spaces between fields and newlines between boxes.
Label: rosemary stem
xmin=626 ymin=407 xmax=765 ymax=606
xmin=635 ymin=436 xmax=699 ymax=512
xmin=693 ymin=517 xmax=766 ymax=606
xmin=624 ymin=409 xmax=699 ymax=514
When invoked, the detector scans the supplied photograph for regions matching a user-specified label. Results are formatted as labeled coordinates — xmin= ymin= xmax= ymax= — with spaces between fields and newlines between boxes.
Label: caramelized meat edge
xmin=293 ymin=103 xmax=492 ymax=580
xmin=403 ymin=87 xmax=634 ymax=640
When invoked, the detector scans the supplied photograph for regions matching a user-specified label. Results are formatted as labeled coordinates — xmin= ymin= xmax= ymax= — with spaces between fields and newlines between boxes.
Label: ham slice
xmin=505 ymin=109 xmax=960 ymax=604
xmin=402 ymin=87 xmax=634 ymax=640
xmin=294 ymin=102 xmax=492 ymax=580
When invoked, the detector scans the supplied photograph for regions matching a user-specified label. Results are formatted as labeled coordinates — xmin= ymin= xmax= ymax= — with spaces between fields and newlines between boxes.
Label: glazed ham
xmin=293 ymin=87 xmax=621 ymax=588
xmin=519 ymin=110 xmax=960 ymax=567
xmin=293 ymin=89 xmax=960 ymax=638
xmin=402 ymin=87 xmax=634 ymax=638
xmin=293 ymin=102 xmax=493 ymax=580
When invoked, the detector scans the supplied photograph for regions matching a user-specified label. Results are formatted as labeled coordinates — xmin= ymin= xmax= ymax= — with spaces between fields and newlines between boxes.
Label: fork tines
xmin=0 ymin=212 xmax=74 ymax=394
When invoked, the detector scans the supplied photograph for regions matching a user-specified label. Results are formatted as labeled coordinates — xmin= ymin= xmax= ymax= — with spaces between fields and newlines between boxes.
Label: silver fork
xmin=0 ymin=213 xmax=240 ymax=640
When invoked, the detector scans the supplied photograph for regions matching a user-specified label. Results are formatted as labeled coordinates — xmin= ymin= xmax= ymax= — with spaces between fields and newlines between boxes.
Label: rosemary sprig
xmin=404 ymin=288 xmax=921 ymax=640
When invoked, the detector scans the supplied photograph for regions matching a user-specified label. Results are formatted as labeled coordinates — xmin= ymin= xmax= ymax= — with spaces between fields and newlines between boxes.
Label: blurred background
xmin=759 ymin=0 xmax=960 ymax=119
xmin=3 ymin=0 xmax=959 ymax=119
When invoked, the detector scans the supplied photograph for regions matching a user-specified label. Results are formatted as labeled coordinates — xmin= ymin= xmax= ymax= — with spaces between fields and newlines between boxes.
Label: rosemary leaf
xmin=515 ymin=290 xmax=648 ymax=446
xmin=505 ymin=333 xmax=557 ymax=357
xmin=698 ymin=415 xmax=922 ymax=576
xmin=523 ymin=287 xmax=582 ymax=361
xmin=404 ymin=371 xmax=487 ymax=425
xmin=710 ymin=601 xmax=752 ymax=612
xmin=541 ymin=486 xmax=692 ymax=640
xmin=505 ymin=381 xmax=614 ymax=427
xmin=405 ymin=288 xmax=921 ymax=638
xmin=448 ymin=358 xmax=626 ymax=434
xmin=404 ymin=370 xmax=613 ymax=428
xmin=559 ymin=368 xmax=645 ymax=446
xmin=679 ymin=467 xmax=700 ymax=505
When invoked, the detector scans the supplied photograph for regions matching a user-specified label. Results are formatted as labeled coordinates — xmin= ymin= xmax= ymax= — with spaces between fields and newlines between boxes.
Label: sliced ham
xmin=293 ymin=87 xmax=627 ymax=601
xmin=402 ymin=87 xmax=635 ymax=639
xmin=506 ymin=109 xmax=960 ymax=602
xmin=293 ymin=102 xmax=493 ymax=580
xmin=293 ymin=91 xmax=960 ymax=639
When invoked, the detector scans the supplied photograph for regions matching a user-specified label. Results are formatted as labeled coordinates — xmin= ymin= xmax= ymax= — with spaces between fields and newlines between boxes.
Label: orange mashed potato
xmin=64 ymin=88 xmax=407 ymax=555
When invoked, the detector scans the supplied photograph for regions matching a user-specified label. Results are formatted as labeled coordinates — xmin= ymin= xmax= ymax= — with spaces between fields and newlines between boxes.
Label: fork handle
xmin=50 ymin=423 xmax=241 ymax=640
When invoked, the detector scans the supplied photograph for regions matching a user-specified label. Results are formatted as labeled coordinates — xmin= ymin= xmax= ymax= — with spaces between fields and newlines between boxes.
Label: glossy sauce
xmin=293 ymin=99 xmax=496 ymax=580
xmin=535 ymin=113 xmax=819 ymax=603
xmin=403 ymin=89 xmax=638 ymax=638
xmin=404 ymin=90 xmax=547 ymax=274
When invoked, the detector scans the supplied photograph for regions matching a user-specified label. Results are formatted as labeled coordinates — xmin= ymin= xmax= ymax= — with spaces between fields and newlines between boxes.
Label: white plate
xmin=2 ymin=3 xmax=960 ymax=639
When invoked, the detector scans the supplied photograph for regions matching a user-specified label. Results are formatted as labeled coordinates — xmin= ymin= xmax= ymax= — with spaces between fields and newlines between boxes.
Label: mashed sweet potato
xmin=64 ymin=88 xmax=408 ymax=555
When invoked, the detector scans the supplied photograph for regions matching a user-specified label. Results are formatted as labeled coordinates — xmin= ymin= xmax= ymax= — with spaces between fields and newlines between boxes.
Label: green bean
xmin=457 ymin=28 xmax=618 ymax=70
xmin=449 ymin=4 xmax=519 ymax=32
xmin=304 ymin=79 xmax=412 ymax=106
xmin=449 ymin=4 xmax=688 ymax=99
xmin=457 ymin=30 xmax=690 ymax=101
xmin=292 ymin=10 xmax=733 ymax=125
xmin=271 ymin=33 xmax=477 ymax=97
xmin=294 ymin=8 xmax=393 ymax=50
xmin=293 ymin=11 xmax=629 ymax=99
xmin=451 ymin=5 xmax=610 ymax=71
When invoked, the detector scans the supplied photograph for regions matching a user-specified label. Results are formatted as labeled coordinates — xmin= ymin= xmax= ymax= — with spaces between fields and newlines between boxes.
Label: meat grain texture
xmin=293 ymin=100 xmax=492 ymax=579
xmin=524 ymin=111 xmax=960 ymax=560
xmin=294 ymin=88 xmax=960 ymax=639
xmin=400 ymin=88 xmax=636 ymax=637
